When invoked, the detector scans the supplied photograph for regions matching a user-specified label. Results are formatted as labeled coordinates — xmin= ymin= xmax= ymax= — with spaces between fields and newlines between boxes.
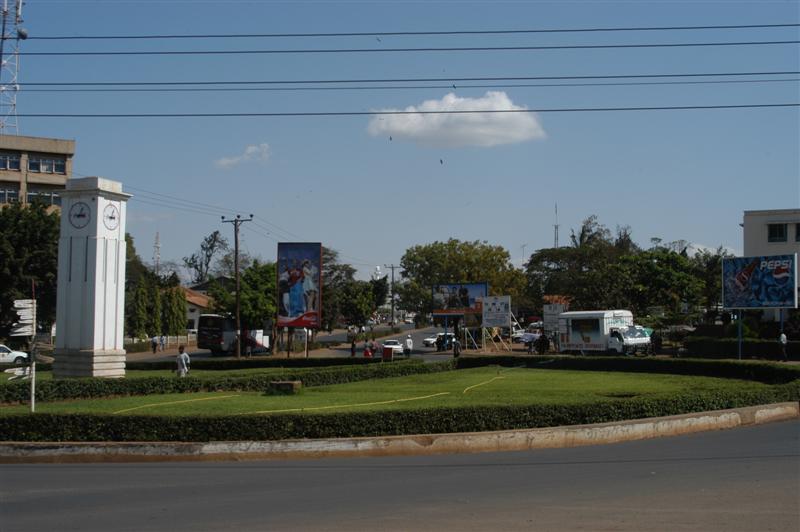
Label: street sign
xmin=10 ymin=325 xmax=34 ymax=337
xmin=4 ymin=366 xmax=30 ymax=380
xmin=13 ymin=299 xmax=35 ymax=309
xmin=14 ymin=310 xmax=35 ymax=322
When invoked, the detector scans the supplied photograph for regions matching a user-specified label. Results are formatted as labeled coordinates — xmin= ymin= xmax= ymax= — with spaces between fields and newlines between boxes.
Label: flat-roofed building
xmin=0 ymin=134 xmax=76 ymax=207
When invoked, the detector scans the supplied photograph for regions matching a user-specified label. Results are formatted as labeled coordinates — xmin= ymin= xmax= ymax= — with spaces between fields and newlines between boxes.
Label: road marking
xmin=113 ymin=395 xmax=241 ymax=414
xmin=463 ymin=376 xmax=506 ymax=394
xmin=238 ymin=392 xmax=451 ymax=415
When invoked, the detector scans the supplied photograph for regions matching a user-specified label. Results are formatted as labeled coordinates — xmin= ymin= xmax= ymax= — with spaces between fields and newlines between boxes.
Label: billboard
xmin=277 ymin=242 xmax=322 ymax=328
xmin=722 ymin=254 xmax=797 ymax=309
xmin=432 ymin=283 xmax=488 ymax=315
xmin=482 ymin=295 xmax=511 ymax=328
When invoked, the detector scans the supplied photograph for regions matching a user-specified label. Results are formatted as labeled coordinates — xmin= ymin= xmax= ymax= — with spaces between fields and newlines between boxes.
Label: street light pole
xmin=222 ymin=214 xmax=253 ymax=358
xmin=384 ymin=264 xmax=398 ymax=325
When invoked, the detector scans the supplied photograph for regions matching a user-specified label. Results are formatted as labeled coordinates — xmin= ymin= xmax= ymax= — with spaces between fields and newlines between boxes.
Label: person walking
xmin=350 ymin=339 xmax=356 ymax=358
xmin=779 ymin=332 xmax=788 ymax=362
xmin=150 ymin=335 xmax=158 ymax=355
xmin=159 ymin=334 xmax=166 ymax=352
xmin=452 ymin=338 xmax=461 ymax=358
xmin=404 ymin=334 xmax=413 ymax=358
xmin=176 ymin=345 xmax=191 ymax=377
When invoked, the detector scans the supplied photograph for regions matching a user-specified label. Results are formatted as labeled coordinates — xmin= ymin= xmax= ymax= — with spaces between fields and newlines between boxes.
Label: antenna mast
xmin=153 ymin=232 xmax=161 ymax=275
xmin=0 ymin=0 xmax=25 ymax=134
xmin=553 ymin=203 xmax=560 ymax=248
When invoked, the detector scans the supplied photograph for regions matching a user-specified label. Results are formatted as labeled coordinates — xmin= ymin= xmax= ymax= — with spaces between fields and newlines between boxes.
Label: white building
xmin=742 ymin=208 xmax=800 ymax=320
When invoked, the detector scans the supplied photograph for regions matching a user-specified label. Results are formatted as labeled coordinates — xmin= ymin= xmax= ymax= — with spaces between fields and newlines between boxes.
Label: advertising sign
xmin=277 ymin=243 xmax=322 ymax=328
xmin=482 ymin=295 xmax=511 ymax=328
xmin=432 ymin=283 xmax=488 ymax=315
xmin=722 ymin=254 xmax=797 ymax=309
xmin=543 ymin=303 xmax=566 ymax=334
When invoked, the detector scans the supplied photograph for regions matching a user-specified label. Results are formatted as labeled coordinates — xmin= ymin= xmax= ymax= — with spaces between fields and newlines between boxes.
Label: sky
xmin=12 ymin=0 xmax=800 ymax=280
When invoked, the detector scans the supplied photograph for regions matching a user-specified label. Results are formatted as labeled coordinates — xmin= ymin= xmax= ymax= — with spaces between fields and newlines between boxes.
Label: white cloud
xmin=215 ymin=143 xmax=270 ymax=169
xmin=367 ymin=91 xmax=546 ymax=148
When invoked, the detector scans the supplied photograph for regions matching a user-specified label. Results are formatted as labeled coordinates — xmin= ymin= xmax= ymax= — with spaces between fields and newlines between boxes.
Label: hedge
xmin=2 ymin=382 xmax=797 ymax=442
xmin=455 ymin=355 xmax=800 ymax=385
xmin=683 ymin=336 xmax=800 ymax=360
xmin=0 ymin=360 xmax=456 ymax=404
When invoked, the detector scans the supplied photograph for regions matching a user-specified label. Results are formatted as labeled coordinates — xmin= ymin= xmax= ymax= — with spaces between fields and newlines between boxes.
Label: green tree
xmin=147 ymin=280 xmax=163 ymax=335
xmin=129 ymin=282 xmax=149 ymax=339
xmin=162 ymin=287 xmax=187 ymax=335
xmin=690 ymin=246 xmax=731 ymax=323
xmin=399 ymin=239 xmax=525 ymax=315
xmin=209 ymin=260 xmax=276 ymax=330
xmin=341 ymin=280 xmax=374 ymax=327
xmin=320 ymin=247 xmax=356 ymax=331
xmin=0 ymin=202 xmax=60 ymax=334
xmin=183 ymin=230 xmax=228 ymax=284
xmin=369 ymin=276 xmax=389 ymax=311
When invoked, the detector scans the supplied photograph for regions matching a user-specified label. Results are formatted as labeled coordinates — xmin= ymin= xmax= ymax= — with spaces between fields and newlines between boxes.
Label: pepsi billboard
xmin=722 ymin=254 xmax=797 ymax=309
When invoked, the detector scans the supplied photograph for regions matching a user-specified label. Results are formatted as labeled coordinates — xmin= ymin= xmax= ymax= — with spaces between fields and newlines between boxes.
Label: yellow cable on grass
xmin=463 ymin=376 xmax=506 ymax=394
xmin=238 ymin=391 xmax=451 ymax=415
xmin=113 ymin=394 xmax=241 ymax=414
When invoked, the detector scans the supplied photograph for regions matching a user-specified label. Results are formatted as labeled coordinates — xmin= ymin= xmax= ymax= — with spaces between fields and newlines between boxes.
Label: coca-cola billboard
xmin=722 ymin=254 xmax=797 ymax=309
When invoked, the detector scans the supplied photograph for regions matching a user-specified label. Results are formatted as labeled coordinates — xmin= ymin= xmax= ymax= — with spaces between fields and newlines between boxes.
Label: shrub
xmin=2 ymin=381 xmax=797 ymax=442
xmin=0 ymin=359 xmax=455 ymax=404
xmin=683 ymin=337 xmax=800 ymax=360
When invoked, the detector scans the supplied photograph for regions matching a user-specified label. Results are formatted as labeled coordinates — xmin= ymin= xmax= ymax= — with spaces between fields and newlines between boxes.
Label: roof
xmin=181 ymin=286 xmax=212 ymax=309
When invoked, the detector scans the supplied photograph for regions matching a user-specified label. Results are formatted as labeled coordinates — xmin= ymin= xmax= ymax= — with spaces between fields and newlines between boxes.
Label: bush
xmin=683 ymin=337 xmax=800 ymax=360
xmin=2 ymin=381 xmax=797 ymax=442
xmin=0 ymin=359 xmax=455 ymax=404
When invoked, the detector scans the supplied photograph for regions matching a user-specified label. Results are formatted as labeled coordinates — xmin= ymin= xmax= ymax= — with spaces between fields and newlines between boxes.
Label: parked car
xmin=0 ymin=344 xmax=28 ymax=365
xmin=422 ymin=332 xmax=455 ymax=348
xmin=381 ymin=339 xmax=405 ymax=355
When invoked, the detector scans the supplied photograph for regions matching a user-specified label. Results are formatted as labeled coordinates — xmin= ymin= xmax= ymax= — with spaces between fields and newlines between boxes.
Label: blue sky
xmin=15 ymin=0 xmax=800 ymax=279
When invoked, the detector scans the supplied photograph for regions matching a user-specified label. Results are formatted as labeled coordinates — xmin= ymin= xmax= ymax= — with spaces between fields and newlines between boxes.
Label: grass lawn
xmin=0 ymin=367 xmax=772 ymax=416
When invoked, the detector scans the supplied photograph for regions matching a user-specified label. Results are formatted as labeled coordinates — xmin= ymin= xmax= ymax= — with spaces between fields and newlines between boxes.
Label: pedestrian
xmin=527 ymin=337 xmax=534 ymax=354
xmin=176 ymin=345 xmax=190 ymax=377
xmin=452 ymin=338 xmax=461 ymax=358
xmin=779 ymin=331 xmax=788 ymax=362
xmin=404 ymin=334 xmax=413 ymax=358
xmin=159 ymin=334 xmax=166 ymax=352
xmin=536 ymin=333 xmax=549 ymax=355
xmin=351 ymin=339 xmax=356 ymax=357
xmin=363 ymin=343 xmax=372 ymax=358
xmin=150 ymin=335 xmax=158 ymax=354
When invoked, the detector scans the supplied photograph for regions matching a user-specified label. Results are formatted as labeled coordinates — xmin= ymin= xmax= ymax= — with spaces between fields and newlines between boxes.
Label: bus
xmin=197 ymin=314 xmax=236 ymax=355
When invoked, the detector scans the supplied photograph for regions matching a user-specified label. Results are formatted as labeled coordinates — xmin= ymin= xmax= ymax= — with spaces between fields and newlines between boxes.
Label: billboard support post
xmin=737 ymin=311 xmax=743 ymax=361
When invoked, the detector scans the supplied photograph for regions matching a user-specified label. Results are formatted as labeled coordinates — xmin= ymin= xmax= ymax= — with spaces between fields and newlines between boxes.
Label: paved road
xmin=2 ymin=420 xmax=797 ymax=531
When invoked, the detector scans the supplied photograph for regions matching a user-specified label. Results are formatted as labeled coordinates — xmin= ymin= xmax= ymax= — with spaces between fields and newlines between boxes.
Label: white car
xmin=422 ymin=332 xmax=455 ymax=348
xmin=381 ymin=339 xmax=405 ymax=355
xmin=0 ymin=344 xmax=28 ymax=365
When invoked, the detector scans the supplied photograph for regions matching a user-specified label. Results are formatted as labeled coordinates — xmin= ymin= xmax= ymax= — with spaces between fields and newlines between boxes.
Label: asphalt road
xmin=2 ymin=420 xmax=797 ymax=532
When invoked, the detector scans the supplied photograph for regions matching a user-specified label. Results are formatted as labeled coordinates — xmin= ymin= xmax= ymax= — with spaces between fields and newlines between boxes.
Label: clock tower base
xmin=52 ymin=349 xmax=126 ymax=378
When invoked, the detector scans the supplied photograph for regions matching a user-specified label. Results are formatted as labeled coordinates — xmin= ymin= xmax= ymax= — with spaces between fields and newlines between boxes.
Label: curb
xmin=1 ymin=402 xmax=797 ymax=463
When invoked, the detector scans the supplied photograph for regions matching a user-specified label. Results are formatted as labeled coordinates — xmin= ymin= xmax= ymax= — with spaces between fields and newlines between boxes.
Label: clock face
xmin=103 ymin=203 xmax=120 ymax=230
xmin=68 ymin=201 xmax=91 ymax=229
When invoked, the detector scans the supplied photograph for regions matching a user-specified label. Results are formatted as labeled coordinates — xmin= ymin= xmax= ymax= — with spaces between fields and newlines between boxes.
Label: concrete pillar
xmin=53 ymin=177 xmax=130 ymax=378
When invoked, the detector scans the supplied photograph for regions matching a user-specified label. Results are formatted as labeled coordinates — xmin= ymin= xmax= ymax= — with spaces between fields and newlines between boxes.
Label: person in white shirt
xmin=779 ymin=332 xmax=788 ymax=362
xmin=176 ymin=345 xmax=191 ymax=377
xmin=404 ymin=334 xmax=413 ymax=357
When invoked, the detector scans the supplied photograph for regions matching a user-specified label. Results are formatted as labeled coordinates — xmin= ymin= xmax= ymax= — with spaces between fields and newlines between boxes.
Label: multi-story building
xmin=742 ymin=208 xmax=800 ymax=320
xmin=0 ymin=134 xmax=76 ymax=208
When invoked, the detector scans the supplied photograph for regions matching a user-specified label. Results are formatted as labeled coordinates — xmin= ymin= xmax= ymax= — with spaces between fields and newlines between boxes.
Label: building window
xmin=0 ymin=152 xmax=21 ymax=171
xmin=1 ymin=187 xmax=19 ymax=203
xmin=767 ymin=223 xmax=787 ymax=243
xmin=28 ymin=155 xmax=67 ymax=174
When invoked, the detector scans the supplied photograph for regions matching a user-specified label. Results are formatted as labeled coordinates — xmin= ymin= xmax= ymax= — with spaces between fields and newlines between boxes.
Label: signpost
xmin=11 ymin=298 xmax=36 ymax=412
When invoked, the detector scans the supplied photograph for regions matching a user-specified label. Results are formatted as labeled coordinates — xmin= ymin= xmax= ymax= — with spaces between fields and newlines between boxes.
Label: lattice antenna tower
xmin=553 ymin=203 xmax=560 ymax=248
xmin=0 ymin=0 xmax=26 ymax=135
xmin=153 ymin=232 xmax=161 ymax=275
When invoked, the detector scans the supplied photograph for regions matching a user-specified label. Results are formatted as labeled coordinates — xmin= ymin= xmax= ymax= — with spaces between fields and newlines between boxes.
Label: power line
xmin=19 ymin=70 xmax=800 ymax=86
xmin=27 ymin=22 xmax=800 ymax=40
xmin=17 ymin=78 xmax=800 ymax=94
xmin=17 ymin=40 xmax=800 ymax=56
xmin=14 ymin=103 xmax=800 ymax=119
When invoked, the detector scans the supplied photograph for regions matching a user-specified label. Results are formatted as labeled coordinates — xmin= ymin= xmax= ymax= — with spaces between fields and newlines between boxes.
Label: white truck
xmin=557 ymin=310 xmax=651 ymax=355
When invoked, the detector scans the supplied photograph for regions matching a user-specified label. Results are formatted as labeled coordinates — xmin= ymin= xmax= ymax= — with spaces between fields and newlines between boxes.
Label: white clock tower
xmin=53 ymin=177 xmax=131 ymax=378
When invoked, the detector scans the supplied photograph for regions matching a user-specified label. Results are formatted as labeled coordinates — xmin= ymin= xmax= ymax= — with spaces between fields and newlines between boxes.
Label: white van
xmin=557 ymin=310 xmax=650 ymax=355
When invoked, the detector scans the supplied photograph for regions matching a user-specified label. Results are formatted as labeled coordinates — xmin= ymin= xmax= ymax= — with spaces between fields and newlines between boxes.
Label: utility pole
xmin=554 ymin=203 xmax=560 ymax=248
xmin=384 ymin=264 xmax=398 ymax=325
xmin=221 ymin=214 xmax=253 ymax=358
